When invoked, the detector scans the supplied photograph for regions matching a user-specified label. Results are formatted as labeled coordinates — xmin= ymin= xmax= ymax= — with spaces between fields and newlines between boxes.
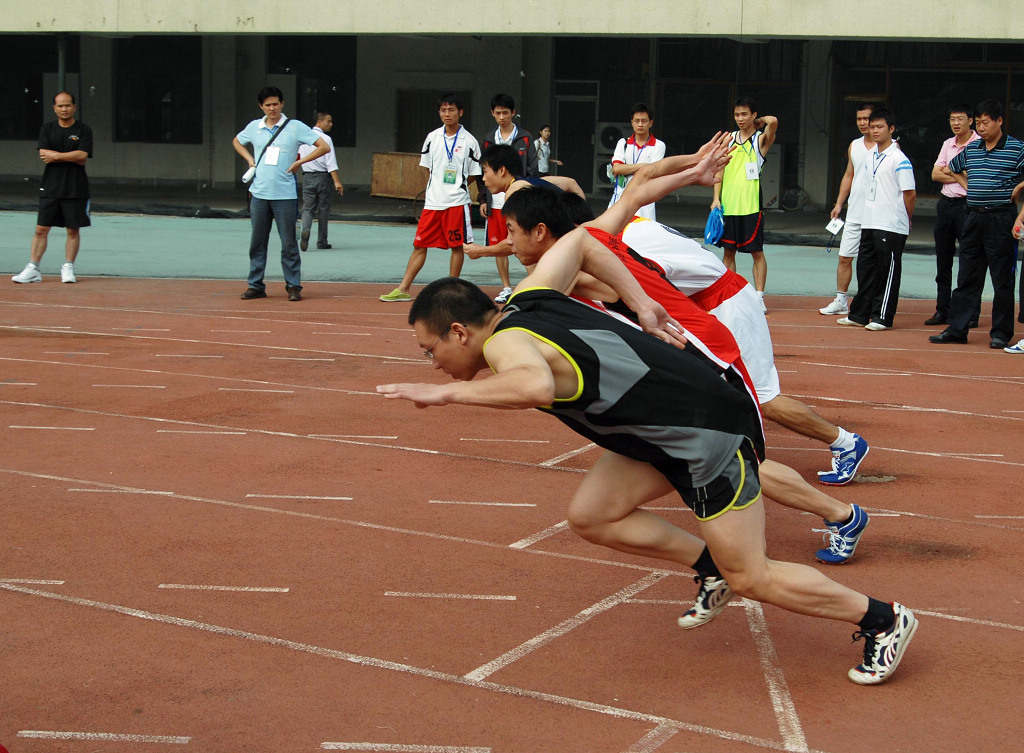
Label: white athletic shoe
xmin=494 ymin=287 xmax=514 ymax=304
xmin=1005 ymin=339 xmax=1024 ymax=354
xmin=759 ymin=296 xmax=768 ymax=314
xmin=12 ymin=263 xmax=42 ymax=284
xmin=819 ymin=298 xmax=849 ymax=316
xmin=864 ymin=322 xmax=889 ymax=331
xmin=836 ymin=317 xmax=863 ymax=327
xmin=60 ymin=263 xmax=76 ymax=284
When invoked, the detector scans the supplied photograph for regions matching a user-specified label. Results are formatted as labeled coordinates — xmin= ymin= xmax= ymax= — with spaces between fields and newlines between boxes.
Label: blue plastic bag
xmin=704 ymin=206 xmax=724 ymax=245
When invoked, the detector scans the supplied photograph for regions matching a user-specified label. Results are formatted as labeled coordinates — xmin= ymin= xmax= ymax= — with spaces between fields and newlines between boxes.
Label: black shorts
xmin=662 ymin=439 xmax=762 ymax=522
xmin=720 ymin=211 xmax=763 ymax=253
xmin=37 ymin=197 xmax=91 ymax=229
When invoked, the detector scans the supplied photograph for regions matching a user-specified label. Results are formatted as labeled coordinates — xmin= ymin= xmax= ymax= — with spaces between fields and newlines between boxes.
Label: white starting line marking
xmin=211 ymin=329 xmax=271 ymax=333
xmin=158 ymin=430 xmax=247 ymax=435
xmin=44 ymin=351 xmax=109 ymax=355
xmin=112 ymin=328 xmax=171 ymax=332
xmin=0 ymin=579 xmax=65 ymax=585
xmin=1 ymin=382 xmax=37 ymax=386
xmin=245 ymin=494 xmax=353 ymax=501
xmin=384 ymin=592 xmax=516 ymax=601
xmin=321 ymin=745 xmax=490 ymax=752
xmin=68 ymin=488 xmax=175 ymax=495
xmin=269 ymin=357 xmax=337 ymax=361
xmin=975 ymin=515 xmax=1024 ymax=519
xmin=218 ymin=387 xmax=294 ymax=393
xmin=92 ymin=384 xmax=166 ymax=389
xmin=9 ymin=425 xmax=94 ymax=431
xmin=508 ymin=520 xmax=570 ymax=550
xmin=429 ymin=500 xmax=536 ymax=508
xmin=313 ymin=332 xmax=372 ymax=336
xmin=17 ymin=731 xmax=190 ymax=744
xmin=310 ymin=434 xmax=398 ymax=439
xmin=155 ymin=354 xmax=224 ymax=358
xmin=158 ymin=584 xmax=289 ymax=593
xmin=459 ymin=438 xmax=550 ymax=444
xmin=539 ymin=443 xmax=597 ymax=467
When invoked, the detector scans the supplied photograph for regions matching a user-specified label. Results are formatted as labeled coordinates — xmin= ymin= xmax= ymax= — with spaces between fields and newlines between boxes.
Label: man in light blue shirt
xmin=233 ymin=86 xmax=328 ymax=301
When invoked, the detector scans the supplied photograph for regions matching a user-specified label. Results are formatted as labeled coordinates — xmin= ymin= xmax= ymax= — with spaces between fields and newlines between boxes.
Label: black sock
xmin=858 ymin=598 xmax=895 ymax=633
xmin=691 ymin=546 xmax=721 ymax=578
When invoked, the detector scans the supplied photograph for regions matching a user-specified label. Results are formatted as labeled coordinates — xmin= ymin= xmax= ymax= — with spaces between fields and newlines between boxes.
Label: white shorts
xmin=838 ymin=221 xmax=862 ymax=258
xmin=710 ymin=286 xmax=781 ymax=404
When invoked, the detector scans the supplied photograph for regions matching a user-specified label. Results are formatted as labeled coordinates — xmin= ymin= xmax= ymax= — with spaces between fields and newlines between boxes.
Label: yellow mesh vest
xmin=721 ymin=132 xmax=761 ymax=216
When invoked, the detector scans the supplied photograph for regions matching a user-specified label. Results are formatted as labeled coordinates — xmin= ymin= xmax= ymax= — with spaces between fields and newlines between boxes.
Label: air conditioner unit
xmin=596 ymin=122 xmax=632 ymax=156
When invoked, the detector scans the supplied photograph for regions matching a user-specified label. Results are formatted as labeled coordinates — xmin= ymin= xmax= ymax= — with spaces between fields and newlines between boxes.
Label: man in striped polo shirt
xmin=929 ymin=99 xmax=1024 ymax=349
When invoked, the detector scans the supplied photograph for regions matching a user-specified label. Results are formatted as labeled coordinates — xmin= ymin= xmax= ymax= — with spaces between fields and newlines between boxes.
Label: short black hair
xmin=539 ymin=124 xmax=550 ymax=132
xmin=975 ymin=99 xmax=1003 ymax=122
xmin=501 ymin=186 xmax=575 ymax=240
xmin=868 ymin=109 xmax=895 ymax=128
xmin=480 ymin=144 xmax=524 ymax=177
xmin=631 ymin=103 xmax=654 ymax=121
xmin=734 ymin=96 xmax=757 ymax=114
xmin=315 ymin=111 xmax=332 ymax=122
xmin=949 ymin=103 xmax=974 ymax=119
xmin=559 ymin=192 xmax=596 ymax=226
xmin=257 ymin=86 xmax=284 ymax=105
xmin=855 ymin=101 xmax=876 ymax=113
xmin=408 ymin=277 xmax=497 ymax=335
xmin=439 ymin=92 xmax=463 ymax=110
xmin=53 ymin=91 xmax=75 ymax=105
xmin=490 ymin=93 xmax=516 ymax=111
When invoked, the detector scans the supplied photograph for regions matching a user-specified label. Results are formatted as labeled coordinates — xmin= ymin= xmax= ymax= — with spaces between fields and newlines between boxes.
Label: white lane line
xmin=312 ymin=332 xmax=372 ymax=336
xmin=624 ymin=724 xmax=680 ymax=753
xmin=459 ymin=438 xmax=550 ymax=444
xmin=155 ymin=354 xmax=224 ymax=358
xmin=269 ymin=357 xmax=337 ymax=361
xmin=463 ymin=572 xmax=669 ymax=682
xmin=111 ymin=328 xmax=170 ymax=332
xmin=68 ymin=488 xmax=175 ymax=495
xmin=539 ymin=443 xmax=597 ymax=467
xmin=772 ymin=441 xmax=1024 ymax=469
xmin=845 ymin=372 xmax=911 ymax=377
xmin=975 ymin=515 xmax=1024 ymax=519
xmin=35 ymin=326 xmax=72 ymax=329
xmin=211 ymin=329 xmax=271 ymax=333
xmin=9 ymin=425 xmax=94 ymax=431
xmin=0 ymin=579 xmax=65 ymax=585
xmin=310 ymin=434 xmax=398 ymax=439
xmin=915 ymin=609 xmax=1024 ymax=632
xmin=158 ymin=430 xmax=247 ymax=435
xmin=245 ymin=494 xmax=353 ymax=501
xmin=508 ymin=521 xmax=570 ymax=550
xmin=429 ymin=500 xmax=536 ymax=508
xmin=641 ymin=506 xmax=691 ymax=512
xmin=0 ymin=583 xmax=798 ymax=750
xmin=384 ymin=592 xmax=516 ymax=601
xmin=158 ymin=584 xmax=289 ymax=593
xmin=1 ymin=382 xmax=37 ymax=386
xmin=44 ymin=351 xmax=108 ymax=355
xmin=17 ymin=731 xmax=189 ymax=743
xmin=742 ymin=599 xmax=808 ymax=752
xmin=321 ymin=745 xmax=489 ymax=752
xmin=218 ymin=387 xmax=294 ymax=393
xmin=92 ymin=384 xmax=166 ymax=389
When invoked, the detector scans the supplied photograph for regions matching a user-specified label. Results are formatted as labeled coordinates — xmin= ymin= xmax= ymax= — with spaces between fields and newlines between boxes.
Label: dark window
xmin=267 ymin=36 xmax=357 ymax=148
xmin=114 ymin=36 xmax=202 ymax=144
xmin=0 ymin=34 xmax=80 ymax=141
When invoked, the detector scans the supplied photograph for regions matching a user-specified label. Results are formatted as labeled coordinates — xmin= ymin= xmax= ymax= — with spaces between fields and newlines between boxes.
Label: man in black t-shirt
xmin=12 ymin=92 xmax=94 ymax=285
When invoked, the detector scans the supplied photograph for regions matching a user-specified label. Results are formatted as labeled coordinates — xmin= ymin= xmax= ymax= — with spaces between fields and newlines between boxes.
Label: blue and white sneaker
xmin=818 ymin=433 xmax=869 ymax=486
xmin=1004 ymin=339 xmax=1024 ymax=354
xmin=814 ymin=504 xmax=869 ymax=564
xmin=677 ymin=574 xmax=733 ymax=629
xmin=848 ymin=602 xmax=919 ymax=685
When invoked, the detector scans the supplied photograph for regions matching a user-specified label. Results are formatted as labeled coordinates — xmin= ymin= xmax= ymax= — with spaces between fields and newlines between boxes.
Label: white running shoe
xmin=494 ymin=287 xmax=514 ymax=304
xmin=60 ymin=263 xmax=76 ymax=283
xmin=760 ymin=296 xmax=768 ymax=314
xmin=12 ymin=263 xmax=42 ymax=284
xmin=819 ymin=298 xmax=849 ymax=315
xmin=677 ymin=575 xmax=734 ymax=629
xmin=864 ymin=322 xmax=888 ymax=331
xmin=1004 ymin=339 xmax=1024 ymax=354
xmin=848 ymin=602 xmax=919 ymax=685
xmin=836 ymin=317 xmax=863 ymax=327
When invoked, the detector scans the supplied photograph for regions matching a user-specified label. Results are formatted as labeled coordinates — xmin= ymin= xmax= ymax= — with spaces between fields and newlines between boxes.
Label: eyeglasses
xmin=423 ymin=325 xmax=452 ymax=360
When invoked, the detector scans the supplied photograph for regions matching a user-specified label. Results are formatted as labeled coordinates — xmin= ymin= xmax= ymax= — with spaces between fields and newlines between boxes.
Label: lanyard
xmin=736 ymin=132 xmax=756 ymax=160
xmin=631 ymin=138 xmax=650 ymax=164
xmin=443 ymin=126 xmax=461 ymax=163
xmin=871 ymin=150 xmax=888 ymax=178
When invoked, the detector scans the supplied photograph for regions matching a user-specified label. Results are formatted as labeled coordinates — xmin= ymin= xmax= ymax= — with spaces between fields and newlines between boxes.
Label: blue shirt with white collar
xmin=236 ymin=114 xmax=320 ymax=200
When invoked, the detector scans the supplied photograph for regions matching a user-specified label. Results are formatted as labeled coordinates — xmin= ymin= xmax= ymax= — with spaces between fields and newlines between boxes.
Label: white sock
xmin=756 ymin=290 xmax=765 ymax=300
xmin=831 ymin=427 xmax=855 ymax=451
xmin=836 ymin=291 xmax=848 ymax=303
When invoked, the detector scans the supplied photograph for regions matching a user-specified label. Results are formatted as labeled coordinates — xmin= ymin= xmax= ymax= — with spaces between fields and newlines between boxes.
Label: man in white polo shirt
xmin=608 ymin=103 xmax=666 ymax=220
xmin=299 ymin=111 xmax=344 ymax=251
xmin=837 ymin=110 xmax=916 ymax=330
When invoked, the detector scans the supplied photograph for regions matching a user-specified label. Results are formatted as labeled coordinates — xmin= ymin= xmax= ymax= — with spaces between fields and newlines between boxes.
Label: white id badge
xmin=745 ymin=162 xmax=759 ymax=180
xmin=866 ymin=180 xmax=877 ymax=202
xmin=265 ymin=146 xmax=280 ymax=166
xmin=825 ymin=217 xmax=845 ymax=235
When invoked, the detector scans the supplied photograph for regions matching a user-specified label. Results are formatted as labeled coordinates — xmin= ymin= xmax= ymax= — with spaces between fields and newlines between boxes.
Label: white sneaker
xmin=1004 ymin=339 xmax=1024 ymax=354
xmin=864 ymin=322 xmax=889 ymax=331
xmin=60 ymin=263 xmax=76 ymax=284
xmin=836 ymin=317 xmax=863 ymax=327
xmin=494 ymin=286 xmax=514 ymax=304
xmin=819 ymin=298 xmax=849 ymax=315
xmin=12 ymin=263 xmax=42 ymax=283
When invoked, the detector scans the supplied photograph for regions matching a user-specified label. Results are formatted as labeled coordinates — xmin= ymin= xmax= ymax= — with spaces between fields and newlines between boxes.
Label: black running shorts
xmin=37 ymin=197 xmax=91 ymax=229
xmin=719 ymin=211 xmax=764 ymax=253
xmin=663 ymin=439 xmax=762 ymax=521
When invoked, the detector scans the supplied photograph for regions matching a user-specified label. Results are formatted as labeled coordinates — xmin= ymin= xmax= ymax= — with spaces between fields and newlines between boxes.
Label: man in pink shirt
xmin=926 ymin=104 xmax=981 ymax=326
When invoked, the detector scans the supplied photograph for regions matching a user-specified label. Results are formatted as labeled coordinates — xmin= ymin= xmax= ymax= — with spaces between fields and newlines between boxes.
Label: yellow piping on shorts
xmin=696 ymin=448 xmax=762 ymax=522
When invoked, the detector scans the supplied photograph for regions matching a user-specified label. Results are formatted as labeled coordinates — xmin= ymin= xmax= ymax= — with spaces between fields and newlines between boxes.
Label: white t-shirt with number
xmin=420 ymin=125 xmax=482 ymax=211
